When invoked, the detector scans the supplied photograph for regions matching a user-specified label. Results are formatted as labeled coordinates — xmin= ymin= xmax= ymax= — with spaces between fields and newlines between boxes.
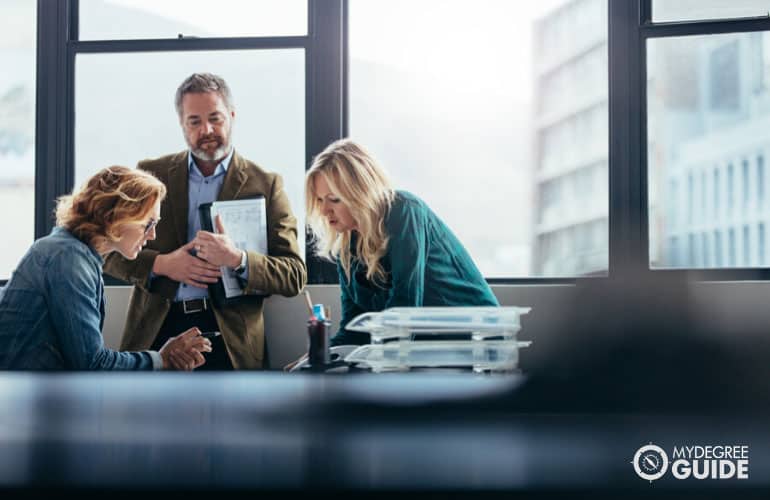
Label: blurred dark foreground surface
xmin=1 ymin=371 xmax=769 ymax=499
xmin=2 ymin=274 xmax=770 ymax=499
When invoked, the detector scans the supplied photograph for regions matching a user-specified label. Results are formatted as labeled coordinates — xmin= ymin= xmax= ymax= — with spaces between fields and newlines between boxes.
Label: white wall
xmin=102 ymin=284 xmax=576 ymax=369
xmin=103 ymin=281 xmax=768 ymax=370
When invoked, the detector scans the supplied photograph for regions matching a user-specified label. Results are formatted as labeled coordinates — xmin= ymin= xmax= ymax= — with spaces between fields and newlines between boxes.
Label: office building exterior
xmin=652 ymin=32 xmax=770 ymax=269
xmin=532 ymin=0 xmax=609 ymax=276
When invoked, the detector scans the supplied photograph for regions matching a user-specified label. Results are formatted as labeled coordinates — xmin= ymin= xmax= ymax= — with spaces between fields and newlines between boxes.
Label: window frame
xmin=35 ymin=0 xmax=341 ymax=285
xmin=641 ymin=0 xmax=770 ymax=280
xmin=28 ymin=0 xmax=770 ymax=287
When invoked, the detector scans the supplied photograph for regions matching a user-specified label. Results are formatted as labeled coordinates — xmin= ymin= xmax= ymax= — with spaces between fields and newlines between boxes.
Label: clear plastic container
xmin=344 ymin=340 xmax=532 ymax=373
xmin=344 ymin=306 xmax=531 ymax=343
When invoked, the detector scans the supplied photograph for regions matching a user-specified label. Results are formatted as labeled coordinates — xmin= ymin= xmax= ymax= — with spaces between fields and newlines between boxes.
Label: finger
xmin=193 ymin=267 xmax=222 ymax=278
xmin=192 ymin=350 xmax=206 ymax=366
xmin=174 ymin=355 xmax=191 ymax=371
xmin=181 ymin=240 xmax=197 ymax=251
xmin=196 ymin=231 xmax=216 ymax=242
xmin=183 ymin=279 xmax=210 ymax=289
xmin=191 ymin=273 xmax=219 ymax=284
xmin=187 ymin=337 xmax=211 ymax=351
xmin=190 ymin=254 xmax=214 ymax=266
xmin=169 ymin=353 xmax=186 ymax=371
xmin=190 ymin=337 xmax=212 ymax=350
xmin=192 ymin=345 xmax=213 ymax=355
xmin=179 ymin=352 xmax=196 ymax=369
xmin=171 ymin=347 xmax=193 ymax=364
xmin=179 ymin=327 xmax=202 ymax=339
xmin=203 ymin=262 xmax=223 ymax=273
xmin=193 ymin=261 xmax=223 ymax=273
xmin=214 ymin=215 xmax=227 ymax=235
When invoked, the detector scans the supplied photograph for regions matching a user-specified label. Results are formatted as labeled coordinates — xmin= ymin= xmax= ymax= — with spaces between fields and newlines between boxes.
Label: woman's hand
xmin=159 ymin=327 xmax=213 ymax=371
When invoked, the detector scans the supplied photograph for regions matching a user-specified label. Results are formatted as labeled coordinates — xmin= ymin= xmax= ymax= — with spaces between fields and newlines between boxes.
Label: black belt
xmin=171 ymin=297 xmax=211 ymax=315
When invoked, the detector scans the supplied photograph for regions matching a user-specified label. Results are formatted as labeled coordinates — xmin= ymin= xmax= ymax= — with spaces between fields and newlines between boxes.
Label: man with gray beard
xmin=105 ymin=73 xmax=306 ymax=370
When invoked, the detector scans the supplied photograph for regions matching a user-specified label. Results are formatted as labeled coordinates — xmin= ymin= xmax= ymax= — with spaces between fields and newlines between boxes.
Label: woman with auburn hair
xmin=0 ymin=166 xmax=212 ymax=370
xmin=305 ymin=138 xmax=499 ymax=346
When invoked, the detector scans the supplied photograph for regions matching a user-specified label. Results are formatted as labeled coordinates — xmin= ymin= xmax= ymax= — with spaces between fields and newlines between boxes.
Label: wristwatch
xmin=233 ymin=250 xmax=247 ymax=274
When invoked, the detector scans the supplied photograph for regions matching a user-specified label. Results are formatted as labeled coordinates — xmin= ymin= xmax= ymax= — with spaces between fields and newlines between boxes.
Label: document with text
xmin=199 ymin=197 xmax=268 ymax=303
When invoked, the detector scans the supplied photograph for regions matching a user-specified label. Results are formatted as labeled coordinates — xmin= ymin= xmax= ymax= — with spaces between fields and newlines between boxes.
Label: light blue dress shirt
xmin=174 ymin=149 xmax=248 ymax=302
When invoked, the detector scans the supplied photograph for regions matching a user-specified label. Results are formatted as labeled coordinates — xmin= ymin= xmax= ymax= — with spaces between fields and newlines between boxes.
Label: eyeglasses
xmin=143 ymin=218 xmax=159 ymax=235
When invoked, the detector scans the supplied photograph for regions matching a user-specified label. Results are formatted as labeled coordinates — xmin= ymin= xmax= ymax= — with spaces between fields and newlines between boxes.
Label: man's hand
xmin=193 ymin=215 xmax=243 ymax=268
xmin=153 ymin=241 xmax=222 ymax=288
xmin=158 ymin=327 xmax=213 ymax=371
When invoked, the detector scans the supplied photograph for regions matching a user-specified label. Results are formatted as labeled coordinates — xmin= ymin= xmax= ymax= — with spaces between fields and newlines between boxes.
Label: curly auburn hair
xmin=55 ymin=166 xmax=166 ymax=247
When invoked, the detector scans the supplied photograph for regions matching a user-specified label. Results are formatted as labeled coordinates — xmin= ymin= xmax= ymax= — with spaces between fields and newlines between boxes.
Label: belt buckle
xmin=182 ymin=299 xmax=206 ymax=314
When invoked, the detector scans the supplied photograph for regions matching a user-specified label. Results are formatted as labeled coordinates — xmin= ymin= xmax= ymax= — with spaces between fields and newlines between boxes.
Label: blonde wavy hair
xmin=306 ymin=139 xmax=395 ymax=286
xmin=55 ymin=166 xmax=166 ymax=251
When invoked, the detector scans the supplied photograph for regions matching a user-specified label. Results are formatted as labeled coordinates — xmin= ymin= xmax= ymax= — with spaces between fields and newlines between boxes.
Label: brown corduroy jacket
xmin=104 ymin=151 xmax=307 ymax=369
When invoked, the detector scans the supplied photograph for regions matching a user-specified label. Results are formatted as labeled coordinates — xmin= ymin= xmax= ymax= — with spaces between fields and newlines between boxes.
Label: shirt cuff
xmin=236 ymin=251 xmax=249 ymax=279
xmin=148 ymin=351 xmax=163 ymax=370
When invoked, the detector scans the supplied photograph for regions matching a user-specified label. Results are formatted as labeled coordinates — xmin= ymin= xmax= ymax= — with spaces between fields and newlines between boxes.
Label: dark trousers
xmin=151 ymin=306 xmax=233 ymax=371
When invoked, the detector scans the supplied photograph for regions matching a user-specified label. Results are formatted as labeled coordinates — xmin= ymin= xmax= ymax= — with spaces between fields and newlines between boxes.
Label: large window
xmin=648 ymin=32 xmax=770 ymax=269
xmin=652 ymin=0 xmax=770 ymax=23
xmin=0 ymin=0 xmax=35 ymax=279
xmin=79 ymin=0 xmax=307 ymax=40
xmin=75 ymin=49 xmax=306 ymax=254
xmin=349 ymin=0 xmax=609 ymax=278
xmin=24 ymin=0 xmax=770 ymax=285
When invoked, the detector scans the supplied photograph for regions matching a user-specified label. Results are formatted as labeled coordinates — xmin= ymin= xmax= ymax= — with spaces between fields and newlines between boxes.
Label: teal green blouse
xmin=331 ymin=190 xmax=499 ymax=346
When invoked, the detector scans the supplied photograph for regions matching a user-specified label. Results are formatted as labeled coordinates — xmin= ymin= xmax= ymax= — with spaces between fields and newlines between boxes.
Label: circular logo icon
xmin=633 ymin=444 xmax=669 ymax=482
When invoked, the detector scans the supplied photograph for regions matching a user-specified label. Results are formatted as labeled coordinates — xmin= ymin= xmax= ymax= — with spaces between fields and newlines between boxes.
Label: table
xmin=0 ymin=372 xmax=767 ymax=498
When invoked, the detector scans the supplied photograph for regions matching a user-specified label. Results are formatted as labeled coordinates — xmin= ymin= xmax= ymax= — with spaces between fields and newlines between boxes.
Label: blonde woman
xmin=0 ymin=166 xmax=211 ymax=370
xmin=306 ymin=139 xmax=499 ymax=346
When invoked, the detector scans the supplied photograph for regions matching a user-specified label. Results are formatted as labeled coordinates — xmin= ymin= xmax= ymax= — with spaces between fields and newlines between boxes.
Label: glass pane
xmin=653 ymin=0 xmax=770 ymax=23
xmin=648 ymin=32 xmax=770 ymax=269
xmin=0 ymin=0 xmax=35 ymax=279
xmin=349 ymin=0 xmax=609 ymax=278
xmin=79 ymin=0 xmax=307 ymax=40
xmin=75 ymin=49 xmax=306 ymax=256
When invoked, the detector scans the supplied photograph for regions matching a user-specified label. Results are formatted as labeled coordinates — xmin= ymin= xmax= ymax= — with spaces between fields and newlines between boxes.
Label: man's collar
xmin=187 ymin=148 xmax=235 ymax=177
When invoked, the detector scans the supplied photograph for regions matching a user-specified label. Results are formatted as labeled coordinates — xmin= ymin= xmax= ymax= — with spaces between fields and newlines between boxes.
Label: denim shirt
xmin=0 ymin=227 xmax=160 ymax=370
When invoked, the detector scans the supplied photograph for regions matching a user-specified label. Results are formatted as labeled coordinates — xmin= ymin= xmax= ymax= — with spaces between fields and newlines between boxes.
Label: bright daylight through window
xmin=648 ymin=31 xmax=770 ymax=269
xmin=75 ymin=49 xmax=306 ymax=257
xmin=0 ymin=0 xmax=35 ymax=279
xmin=349 ymin=0 xmax=609 ymax=278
